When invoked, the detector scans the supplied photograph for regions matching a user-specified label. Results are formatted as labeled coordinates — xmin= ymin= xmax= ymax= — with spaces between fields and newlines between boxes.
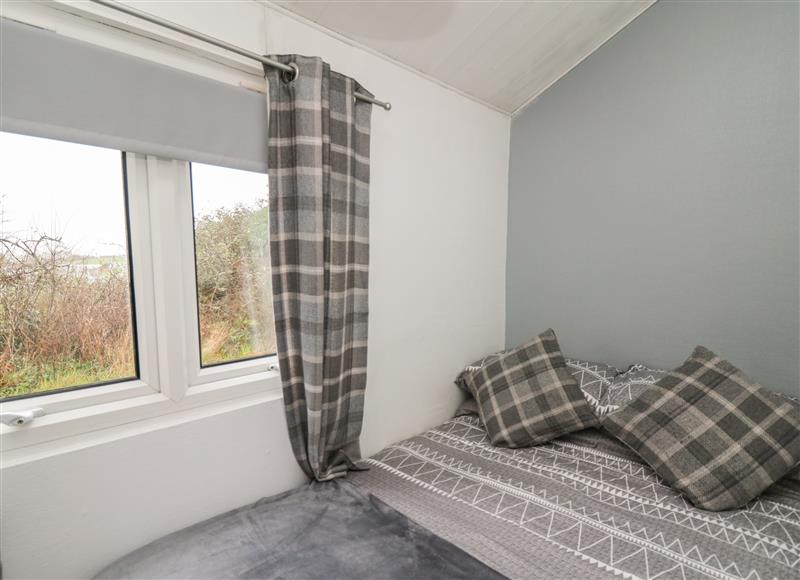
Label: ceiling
xmin=273 ymin=1 xmax=655 ymax=115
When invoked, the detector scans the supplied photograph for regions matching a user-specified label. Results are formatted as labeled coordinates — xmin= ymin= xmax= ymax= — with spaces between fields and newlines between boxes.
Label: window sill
xmin=0 ymin=370 xmax=282 ymax=454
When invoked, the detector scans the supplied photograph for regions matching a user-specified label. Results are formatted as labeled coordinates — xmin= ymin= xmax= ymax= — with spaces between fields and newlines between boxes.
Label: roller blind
xmin=0 ymin=18 xmax=268 ymax=173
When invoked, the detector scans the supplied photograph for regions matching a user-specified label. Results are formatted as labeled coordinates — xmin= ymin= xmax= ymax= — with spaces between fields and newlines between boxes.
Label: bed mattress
xmin=350 ymin=415 xmax=800 ymax=580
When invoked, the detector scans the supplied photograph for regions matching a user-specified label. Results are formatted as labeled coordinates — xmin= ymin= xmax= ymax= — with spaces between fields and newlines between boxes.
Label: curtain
xmin=265 ymin=55 xmax=372 ymax=481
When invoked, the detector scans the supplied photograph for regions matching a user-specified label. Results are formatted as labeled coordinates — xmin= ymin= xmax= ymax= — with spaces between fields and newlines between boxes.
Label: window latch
xmin=0 ymin=408 xmax=46 ymax=427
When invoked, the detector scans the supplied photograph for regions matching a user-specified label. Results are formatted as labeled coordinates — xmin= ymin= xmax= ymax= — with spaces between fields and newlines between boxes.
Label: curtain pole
xmin=88 ymin=0 xmax=392 ymax=111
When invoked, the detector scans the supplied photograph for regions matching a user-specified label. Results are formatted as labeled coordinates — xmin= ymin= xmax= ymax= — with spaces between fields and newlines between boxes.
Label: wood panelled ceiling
xmin=273 ymin=1 xmax=655 ymax=114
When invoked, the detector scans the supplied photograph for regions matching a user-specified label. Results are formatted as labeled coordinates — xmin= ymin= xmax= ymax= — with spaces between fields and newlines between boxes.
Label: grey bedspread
xmin=351 ymin=415 xmax=800 ymax=580
xmin=94 ymin=479 xmax=504 ymax=579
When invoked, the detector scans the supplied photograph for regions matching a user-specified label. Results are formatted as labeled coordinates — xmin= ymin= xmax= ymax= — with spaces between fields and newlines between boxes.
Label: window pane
xmin=190 ymin=163 xmax=275 ymax=366
xmin=0 ymin=132 xmax=137 ymax=399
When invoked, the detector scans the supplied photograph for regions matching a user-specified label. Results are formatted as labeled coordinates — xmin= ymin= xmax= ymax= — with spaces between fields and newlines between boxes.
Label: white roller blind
xmin=0 ymin=18 xmax=268 ymax=173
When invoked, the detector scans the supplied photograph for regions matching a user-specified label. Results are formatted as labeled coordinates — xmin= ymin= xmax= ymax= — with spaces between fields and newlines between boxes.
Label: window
xmin=0 ymin=133 xmax=280 ymax=449
xmin=190 ymin=163 xmax=275 ymax=367
xmin=0 ymin=133 xmax=137 ymax=400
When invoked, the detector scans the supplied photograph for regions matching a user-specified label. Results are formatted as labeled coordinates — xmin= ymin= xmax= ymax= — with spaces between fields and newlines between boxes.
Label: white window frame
xmin=0 ymin=152 xmax=280 ymax=452
xmin=177 ymin=160 xmax=279 ymax=388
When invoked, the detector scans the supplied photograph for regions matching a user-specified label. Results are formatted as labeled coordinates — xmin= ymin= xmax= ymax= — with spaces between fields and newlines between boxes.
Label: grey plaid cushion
xmin=463 ymin=329 xmax=599 ymax=447
xmin=454 ymin=351 xmax=509 ymax=393
xmin=456 ymin=354 xmax=619 ymax=415
xmin=601 ymin=346 xmax=800 ymax=511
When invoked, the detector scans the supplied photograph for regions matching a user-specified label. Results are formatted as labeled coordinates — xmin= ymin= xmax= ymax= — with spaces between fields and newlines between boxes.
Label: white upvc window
xmin=0 ymin=133 xmax=280 ymax=451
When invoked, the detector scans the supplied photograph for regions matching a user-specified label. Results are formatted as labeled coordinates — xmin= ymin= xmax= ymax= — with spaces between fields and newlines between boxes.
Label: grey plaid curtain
xmin=265 ymin=55 xmax=372 ymax=481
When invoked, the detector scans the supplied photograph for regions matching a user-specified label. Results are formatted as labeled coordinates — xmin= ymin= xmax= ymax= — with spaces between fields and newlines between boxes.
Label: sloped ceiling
xmin=272 ymin=0 xmax=655 ymax=115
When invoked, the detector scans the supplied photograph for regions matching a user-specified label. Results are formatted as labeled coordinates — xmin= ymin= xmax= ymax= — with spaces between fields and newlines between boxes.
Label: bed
xmin=96 ymin=352 xmax=800 ymax=580
xmin=350 ymin=414 xmax=800 ymax=580
xmin=96 ymin=411 xmax=800 ymax=580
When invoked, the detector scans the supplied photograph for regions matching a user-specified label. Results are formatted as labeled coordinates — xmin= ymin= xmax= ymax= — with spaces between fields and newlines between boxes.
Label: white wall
xmin=261 ymin=4 xmax=510 ymax=455
xmin=0 ymin=2 xmax=510 ymax=578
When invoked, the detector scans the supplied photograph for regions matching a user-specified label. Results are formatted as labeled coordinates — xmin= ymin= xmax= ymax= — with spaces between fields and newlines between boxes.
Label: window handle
xmin=0 ymin=408 xmax=46 ymax=427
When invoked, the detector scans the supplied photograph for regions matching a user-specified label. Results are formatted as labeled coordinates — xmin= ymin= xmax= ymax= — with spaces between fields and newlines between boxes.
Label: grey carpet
xmin=94 ymin=479 xmax=505 ymax=579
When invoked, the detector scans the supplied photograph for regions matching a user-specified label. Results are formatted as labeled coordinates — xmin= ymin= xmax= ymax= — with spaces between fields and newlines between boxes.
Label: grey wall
xmin=506 ymin=0 xmax=799 ymax=395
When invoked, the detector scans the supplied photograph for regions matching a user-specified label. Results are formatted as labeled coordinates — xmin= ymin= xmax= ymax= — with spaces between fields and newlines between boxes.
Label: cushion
xmin=775 ymin=393 xmax=800 ymax=486
xmin=596 ymin=364 xmax=670 ymax=417
xmin=565 ymin=358 xmax=621 ymax=413
xmin=601 ymin=346 xmax=800 ymax=511
xmin=462 ymin=329 xmax=599 ymax=447
xmin=454 ymin=351 xmax=508 ymax=394
xmin=456 ymin=354 xmax=619 ymax=416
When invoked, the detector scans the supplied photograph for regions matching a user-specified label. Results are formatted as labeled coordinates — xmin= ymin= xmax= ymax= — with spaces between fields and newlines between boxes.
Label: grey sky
xmin=0 ymin=132 xmax=266 ymax=256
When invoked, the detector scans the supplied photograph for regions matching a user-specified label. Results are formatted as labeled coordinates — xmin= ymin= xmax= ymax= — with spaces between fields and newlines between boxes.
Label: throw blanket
xmin=351 ymin=415 xmax=800 ymax=580
xmin=94 ymin=479 xmax=503 ymax=579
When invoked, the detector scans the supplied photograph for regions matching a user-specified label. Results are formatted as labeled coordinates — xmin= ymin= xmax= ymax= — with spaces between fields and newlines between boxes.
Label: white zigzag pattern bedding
xmin=595 ymin=364 xmax=669 ymax=417
xmin=351 ymin=416 xmax=800 ymax=580
xmin=564 ymin=359 xmax=619 ymax=414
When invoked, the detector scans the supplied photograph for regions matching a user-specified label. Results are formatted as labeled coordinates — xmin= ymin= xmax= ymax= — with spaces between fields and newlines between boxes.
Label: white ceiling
xmin=273 ymin=1 xmax=655 ymax=115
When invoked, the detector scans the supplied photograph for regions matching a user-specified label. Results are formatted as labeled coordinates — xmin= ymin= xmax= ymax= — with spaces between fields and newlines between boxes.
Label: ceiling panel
xmin=272 ymin=0 xmax=655 ymax=114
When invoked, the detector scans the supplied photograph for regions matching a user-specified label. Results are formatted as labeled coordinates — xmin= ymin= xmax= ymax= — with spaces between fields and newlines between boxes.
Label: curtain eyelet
xmin=281 ymin=62 xmax=299 ymax=84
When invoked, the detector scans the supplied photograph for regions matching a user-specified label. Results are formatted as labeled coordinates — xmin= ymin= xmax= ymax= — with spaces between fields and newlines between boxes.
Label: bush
xmin=194 ymin=199 xmax=275 ymax=365
xmin=0 ymin=200 xmax=275 ymax=399
xmin=0 ymin=234 xmax=135 ymax=398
